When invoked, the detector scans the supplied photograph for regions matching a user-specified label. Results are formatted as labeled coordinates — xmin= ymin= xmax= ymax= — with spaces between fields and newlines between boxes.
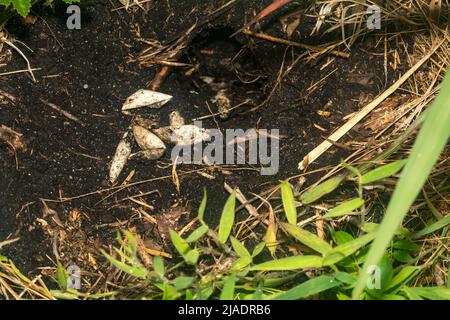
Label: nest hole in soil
xmin=175 ymin=26 xmax=266 ymax=120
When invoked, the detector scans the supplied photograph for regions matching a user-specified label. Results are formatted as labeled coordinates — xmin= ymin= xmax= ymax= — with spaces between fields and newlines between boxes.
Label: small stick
xmin=315 ymin=210 xmax=325 ymax=240
xmin=232 ymin=0 xmax=292 ymax=37
xmin=298 ymin=40 xmax=444 ymax=170
xmin=42 ymin=168 xmax=212 ymax=203
xmin=0 ymin=36 xmax=37 ymax=82
xmin=0 ymin=89 xmax=17 ymax=103
xmin=224 ymin=182 xmax=259 ymax=219
xmin=243 ymin=30 xmax=349 ymax=59
xmin=0 ymin=237 xmax=20 ymax=250
xmin=40 ymin=99 xmax=86 ymax=127
xmin=145 ymin=248 xmax=172 ymax=259
xmin=112 ymin=0 xmax=153 ymax=11
xmin=0 ymin=68 xmax=41 ymax=77
xmin=6 ymin=140 xmax=19 ymax=170
xmin=172 ymin=156 xmax=180 ymax=194
xmin=150 ymin=65 xmax=170 ymax=91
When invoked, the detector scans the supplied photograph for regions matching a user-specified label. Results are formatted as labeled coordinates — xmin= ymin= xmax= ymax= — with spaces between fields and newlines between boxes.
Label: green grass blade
xmin=56 ymin=260 xmax=68 ymax=291
xmin=392 ymin=240 xmax=420 ymax=252
xmin=323 ymin=232 xmax=376 ymax=266
xmin=410 ymin=214 xmax=450 ymax=239
xmin=169 ymin=229 xmax=198 ymax=265
xmin=300 ymin=176 xmax=345 ymax=204
xmin=230 ymin=236 xmax=251 ymax=258
xmin=220 ymin=275 xmax=236 ymax=300
xmin=169 ymin=229 xmax=190 ymax=256
xmin=332 ymin=231 xmax=354 ymax=245
xmin=281 ymin=181 xmax=297 ymax=224
xmin=185 ymin=249 xmax=199 ymax=265
xmin=248 ymin=255 xmax=323 ymax=271
xmin=271 ymin=275 xmax=340 ymax=300
xmin=49 ymin=290 xmax=80 ymax=300
xmin=353 ymin=70 xmax=450 ymax=299
xmin=174 ymin=276 xmax=194 ymax=290
xmin=185 ymin=225 xmax=209 ymax=243
xmin=231 ymin=256 xmax=252 ymax=271
xmin=252 ymin=242 xmax=266 ymax=257
xmin=153 ymin=255 xmax=165 ymax=278
xmin=198 ymin=188 xmax=207 ymax=221
xmin=360 ymin=160 xmax=407 ymax=184
xmin=218 ymin=191 xmax=236 ymax=243
xmin=403 ymin=287 xmax=450 ymax=300
xmin=385 ymin=266 xmax=421 ymax=292
xmin=282 ymin=222 xmax=332 ymax=255
xmin=334 ymin=272 xmax=357 ymax=285
xmin=101 ymin=250 xmax=148 ymax=279
xmin=380 ymin=294 xmax=407 ymax=300
xmin=402 ymin=287 xmax=424 ymax=300
xmin=324 ymin=198 xmax=365 ymax=218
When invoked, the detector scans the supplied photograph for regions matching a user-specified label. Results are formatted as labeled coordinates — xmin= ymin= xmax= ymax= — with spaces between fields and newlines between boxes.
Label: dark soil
xmin=0 ymin=0 xmax=404 ymax=273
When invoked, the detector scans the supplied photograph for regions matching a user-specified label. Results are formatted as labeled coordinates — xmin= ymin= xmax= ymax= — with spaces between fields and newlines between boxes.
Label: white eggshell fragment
xmin=130 ymin=149 xmax=165 ymax=161
xmin=134 ymin=115 xmax=159 ymax=130
xmin=212 ymin=89 xmax=231 ymax=119
xmin=132 ymin=125 xmax=166 ymax=159
xmin=109 ymin=137 xmax=132 ymax=184
xmin=171 ymin=125 xmax=210 ymax=146
xmin=153 ymin=126 xmax=174 ymax=143
xmin=200 ymin=76 xmax=215 ymax=84
xmin=169 ymin=111 xmax=185 ymax=130
xmin=122 ymin=89 xmax=172 ymax=111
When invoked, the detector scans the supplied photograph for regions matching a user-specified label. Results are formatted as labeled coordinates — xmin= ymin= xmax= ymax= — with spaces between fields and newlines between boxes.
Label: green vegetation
xmin=353 ymin=68 xmax=450 ymax=299
xmin=5 ymin=84 xmax=447 ymax=298
xmin=50 ymin=74 xmax=450 ymax=299
xmin=0 ymin=0 xmax=79 ymax=23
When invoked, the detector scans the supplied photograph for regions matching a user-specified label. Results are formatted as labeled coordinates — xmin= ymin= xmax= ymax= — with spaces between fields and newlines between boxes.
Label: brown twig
xmin=149 ymin=65 xmax=170 ymax=91
xmin=242 ymin=29 xmax=349 ymax=58
xmin=0 ymin=68 xmax=41 ymax=77
xmin=39 ymin=99 xmax=86 ymax=127
xmin=232 ymin=0 xmax=292 ymax=37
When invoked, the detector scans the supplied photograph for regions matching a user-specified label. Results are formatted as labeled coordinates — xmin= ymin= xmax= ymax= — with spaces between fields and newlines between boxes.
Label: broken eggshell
xmin=133 ymin=114 xmax=159 ymax=130
xmin=129 ymin=149 xmax=165 ymax=161
xmin=171 ymin=124 xmax=210 ymax=146
xmin=109 ymin=133 xmax=132 ymax=184
xmin=122 ymin=89 xmax=172 ymax=111
xmin=132 ymin=125 xmax=166 ymax=159
xmin=152 ymin=111 xmax=186 ymax=143
xmin=153 ymin=126 xmax=173 ymax=144
xmin=212 ymin=89 xmax=231 ymax=119
xmin=169 ymin=111 xmax=185 ymax=130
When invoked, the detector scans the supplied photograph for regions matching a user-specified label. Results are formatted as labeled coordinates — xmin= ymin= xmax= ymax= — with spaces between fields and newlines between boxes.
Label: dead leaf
xmin=155 ymin=206 xmax=188 ymax=241
xmin=364 ymin=95 xmax=409 ymax=131
xmin=0 ymin=125 xmax=26 ymax=151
